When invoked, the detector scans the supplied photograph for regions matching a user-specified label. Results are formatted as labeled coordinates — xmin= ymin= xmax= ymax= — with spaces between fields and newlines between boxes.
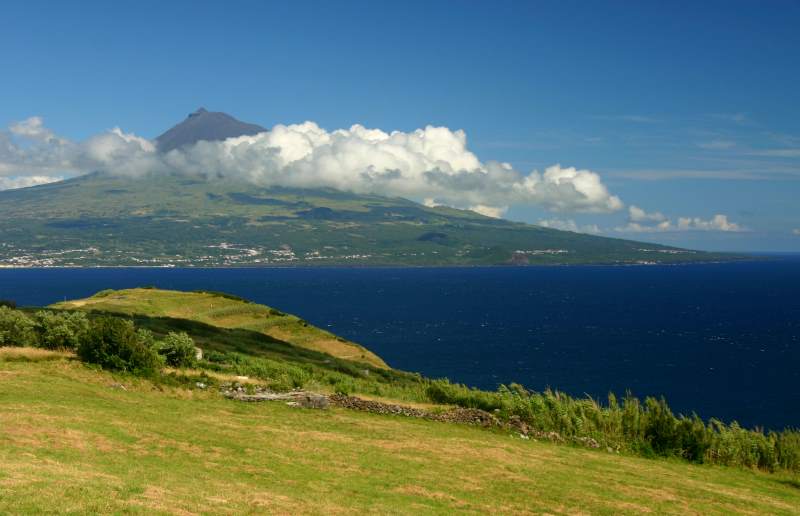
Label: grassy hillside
xmin=51 ymin=288 xmax=387 ymax=369
xmin=1 ymin=354 xmax=798 ymax=514
xmin=0 ymin=172 xmax=737 ymax=266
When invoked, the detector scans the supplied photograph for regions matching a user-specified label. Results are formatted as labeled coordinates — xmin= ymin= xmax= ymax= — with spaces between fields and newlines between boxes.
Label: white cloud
xmin=0 ymin=175 xmax=63 ymax=191
xmin=616 ymin=210 xmax=745 ymax=233
xmin=0 ymin=117 xmax=625 ymax=215
xmin=628 ymin=205 xmax=667 ymax=223
xmin=793 ymin=229 xmax=800 ymax=235
xmin=676 ymin=214 xmax=743 ymax=232
xmin=469 ymin=204 xmax=507 ymax=218
xmin=537 ymin=218 xmax=601 ymax=234
xmin=9 ymin=116 xmax=64 ymax=144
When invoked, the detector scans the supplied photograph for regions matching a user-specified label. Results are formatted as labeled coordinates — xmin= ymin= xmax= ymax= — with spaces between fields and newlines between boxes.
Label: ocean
xmin=2 ymin=258 xmax=798 ymax=429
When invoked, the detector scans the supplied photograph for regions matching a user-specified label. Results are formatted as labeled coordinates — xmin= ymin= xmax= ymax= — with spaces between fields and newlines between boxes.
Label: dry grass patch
xmin=0 ymin=347 xmax=74 ymax=362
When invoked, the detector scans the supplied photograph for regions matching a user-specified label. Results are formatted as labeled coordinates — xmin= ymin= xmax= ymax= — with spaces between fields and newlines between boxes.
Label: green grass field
xmin=1 ymin=354 xmax=799 ymax=514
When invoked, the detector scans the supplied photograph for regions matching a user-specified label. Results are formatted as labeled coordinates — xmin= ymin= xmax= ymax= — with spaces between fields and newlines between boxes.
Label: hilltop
xmin=52 ymin=288 xmax=387 ymax=368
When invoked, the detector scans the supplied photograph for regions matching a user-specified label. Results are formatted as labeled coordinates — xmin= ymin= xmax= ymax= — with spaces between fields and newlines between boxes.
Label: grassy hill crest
xmin=51 ymin=287 xmax=387 ymax=369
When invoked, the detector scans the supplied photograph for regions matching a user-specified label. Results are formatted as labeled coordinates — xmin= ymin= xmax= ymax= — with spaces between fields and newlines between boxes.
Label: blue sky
xmin=1 ymin=0 xmax=799 ymax=251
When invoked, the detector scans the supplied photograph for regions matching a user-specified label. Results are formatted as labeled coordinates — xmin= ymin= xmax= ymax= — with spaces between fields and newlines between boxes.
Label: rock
xmin=225 ymin=389 xmax=330 ymax=410
xmin=194 ymin=347 xmax=203 ymax=361
xmin=295 ymin=393 xmax=329 ymax=410
xmin=195 ymin=382 xmax=207 ymax=389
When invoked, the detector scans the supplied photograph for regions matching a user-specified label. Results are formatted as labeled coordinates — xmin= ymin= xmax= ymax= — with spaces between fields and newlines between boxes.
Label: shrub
xmin=775 ymin=430 xmax=800 ymax=471
xmin=0 ymin=300 xmax=17 ymax=309
xmin=334 ymin=379 xmax=356 ymax=396
xmin=158 ymin=332 xmax=197 ymax=368
xmin=0 ymin=307 xmax=38 ymax=347
xmin=33 ymin=310 xmax=89 ymax=350
xmin=643 ymin=397 xmax=681 ymax=456
xmin=425 ymin=379 xmax=503 ymax=412
xmin=77 ymin=317 xmax=162 ymax=374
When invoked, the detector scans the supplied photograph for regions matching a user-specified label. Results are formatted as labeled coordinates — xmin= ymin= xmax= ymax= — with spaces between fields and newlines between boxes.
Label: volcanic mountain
xmin=155 ymin=108 xmax=266 ymax=152
xmin=0 ymin=110 xmax=735 ymax=267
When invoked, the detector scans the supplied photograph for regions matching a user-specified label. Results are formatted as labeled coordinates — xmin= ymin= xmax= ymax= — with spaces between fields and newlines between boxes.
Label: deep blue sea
xmin=2 ymin=258 xmax=799 ymax=430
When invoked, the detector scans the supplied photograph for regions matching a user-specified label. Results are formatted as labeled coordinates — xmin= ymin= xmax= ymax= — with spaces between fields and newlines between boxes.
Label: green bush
xmin=0 ymin=307 xmax=37 ymax=347
xmin=158 ymin=332 xmax=197 ymax=368
xmin=33 ymin=310 xmax=89 ymax=350
xmin=77 ymin=317 xmax=162 ymax=374
xmin=0 ymin=300 xmax=16 ymax=309
xmin=334 ymin=379 xmax=356 ymax=396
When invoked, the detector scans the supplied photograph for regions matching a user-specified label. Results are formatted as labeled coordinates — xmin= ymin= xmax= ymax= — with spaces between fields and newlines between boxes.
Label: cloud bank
xmin=0 ymin=117 xmax=624 ymax=214
xmin=616 ymin=206 xmax=745 ymax=233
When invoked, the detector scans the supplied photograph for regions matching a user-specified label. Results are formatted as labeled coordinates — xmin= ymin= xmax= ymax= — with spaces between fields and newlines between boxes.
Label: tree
xmin=33 ymin=311 xmax=89 ymax=350
xmin=158 ymin=332 xmax=197 ymax=368
xmin=0 ymin=307 xmax=37 ymax=347
xmin=77 ymin=317 xmax=162 ymax=374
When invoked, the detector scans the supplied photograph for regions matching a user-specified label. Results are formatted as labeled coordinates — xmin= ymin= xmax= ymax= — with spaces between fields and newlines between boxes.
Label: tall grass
xmin=424 ymin=379 xmax=800 ymax=472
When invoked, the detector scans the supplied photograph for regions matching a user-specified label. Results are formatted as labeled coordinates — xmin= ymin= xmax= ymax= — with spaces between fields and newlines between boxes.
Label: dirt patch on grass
xmin=1 ymin=423 xmax=118 ymax=454
xmin=394 ymin=484 xmax=471 ymax=509
xmin=130 ymin=485 xmax=199 ymax=516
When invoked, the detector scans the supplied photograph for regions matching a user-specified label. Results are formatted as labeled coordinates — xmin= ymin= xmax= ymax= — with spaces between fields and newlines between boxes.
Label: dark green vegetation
xmin=76 ymin=317 xmax=164 ymax=375
xmin=3 ymin=289 xmax=799 ymax=476
xmin=0 ymin=306 xmax=193 ymax=374
xmin=0 ymin=171 xmax=735 ymax=266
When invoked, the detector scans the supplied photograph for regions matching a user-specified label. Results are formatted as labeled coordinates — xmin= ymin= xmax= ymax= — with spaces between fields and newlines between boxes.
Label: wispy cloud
xmin=793 ymin=229 xmax=800 ymax=236
xmin=749 ymin=149 xmax=800 ymax=158
xmin=608 ymin=164 xmax=800 ymax=181
xmin=707 ymin=112 xmax=750 ymax=125
xmin=696 ymin=139 xmax=736 ymax=150
xmin=591 ymin=115 xmax=660 ymax=123
xmin=607 ymin=168 xmax=765 ymax=181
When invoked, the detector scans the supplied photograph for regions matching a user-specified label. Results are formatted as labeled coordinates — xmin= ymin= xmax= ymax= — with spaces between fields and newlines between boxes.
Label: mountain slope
xmin=0 ymin=171 xmax=732 ymax=266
